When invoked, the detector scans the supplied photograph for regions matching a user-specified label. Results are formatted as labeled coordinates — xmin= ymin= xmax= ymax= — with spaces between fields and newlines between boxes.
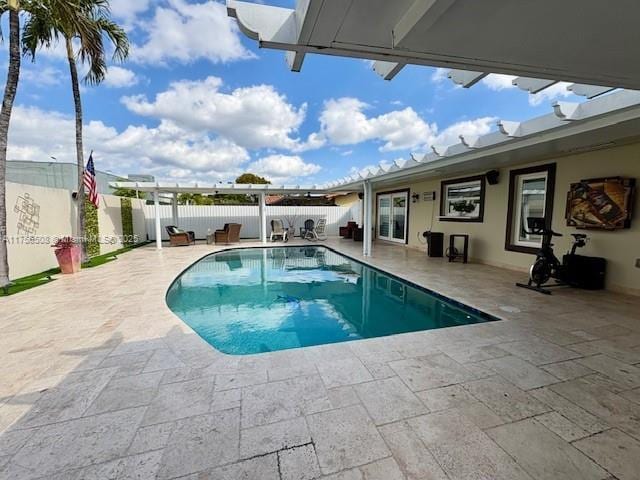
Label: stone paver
xmin=316 ymin=357 xmax=373 ymax=388
xmin=379 ymin=420 xmax=449 ymax=480
xmin=408 ymin=410 xmax=533 ymax=480
xmin=278 ymin=444 xmax=321 ymax=480
xmin=84 ymin=371 xmax=163 ymax=415
xmin=415 ymin=384 xmax=475 ymax=412
xmin=241 ymin=374 xmax=330 ymax=428
xmin=574 ymin=429 xmax=640 ymax=480
xmin=239 ymin=417 xmax=310 ymax=458
xmin=1 ymin=240 xmax=639 ymax=479
xmin=142 ymin=377 xmax=214 ymax=426
xmin=7 ymin=407 xmax=145 ymax=478
xmin=156 ymin=409 xmax=240 ymax=479
xmin=486 ymin=418 xmax=607 ymax=480
xmin=480 ymin=355 xmax=559 ymax=390
xmin=354 ymin=377 xmax=427 ymax=425
xmin=389 ymin=353 xmax=476 ymax=391
xmin=463 ymin=376 xmax=550 ymax=421
xmin=307 ymin=405 xmax=390 ymax=474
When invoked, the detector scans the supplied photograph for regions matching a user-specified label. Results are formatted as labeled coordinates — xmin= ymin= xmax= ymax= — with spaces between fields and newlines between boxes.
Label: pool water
xmin=166 ymin=246 xmax=496 ymax=355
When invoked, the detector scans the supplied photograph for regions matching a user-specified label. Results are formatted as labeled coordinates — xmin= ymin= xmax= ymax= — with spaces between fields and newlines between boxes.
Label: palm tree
xmin=0 ymin=0 xmax=101 ymax=290
xmin=0 ymin=0 xmax=21 ymax=290
xmin=23 ymin=0 xmax=129 ymax=261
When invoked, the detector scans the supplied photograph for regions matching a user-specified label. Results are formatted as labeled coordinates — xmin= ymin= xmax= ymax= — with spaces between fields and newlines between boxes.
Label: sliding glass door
xmin=377 ymin=191 xmax=408 ymax=243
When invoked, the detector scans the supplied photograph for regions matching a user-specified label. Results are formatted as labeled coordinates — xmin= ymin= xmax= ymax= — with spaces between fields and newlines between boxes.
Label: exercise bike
xmin=516 ymin=217 xmax=588 ymax=295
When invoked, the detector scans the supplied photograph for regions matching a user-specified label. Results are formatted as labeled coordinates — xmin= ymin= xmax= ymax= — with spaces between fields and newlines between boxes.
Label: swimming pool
xmin=166 ymin=246 xmax=496 ymax=355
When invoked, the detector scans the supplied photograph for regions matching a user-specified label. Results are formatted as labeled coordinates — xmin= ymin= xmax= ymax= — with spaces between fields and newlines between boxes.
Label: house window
xmin=505 ymin=164 xmax=556 ymax=254
xmin=440 ymin=175 xmax=485 ymax=222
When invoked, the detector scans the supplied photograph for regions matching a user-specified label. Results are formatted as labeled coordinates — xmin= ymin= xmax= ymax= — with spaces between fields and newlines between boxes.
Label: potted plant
xmin=452 ymin=200 xmax=476 ymax=216
xmin=52 ymin=237 xmax=81 ymax=274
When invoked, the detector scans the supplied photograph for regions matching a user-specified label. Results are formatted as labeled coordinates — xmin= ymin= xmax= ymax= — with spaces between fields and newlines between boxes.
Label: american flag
xmin=83 ymin=153 xmax=99 ymax=208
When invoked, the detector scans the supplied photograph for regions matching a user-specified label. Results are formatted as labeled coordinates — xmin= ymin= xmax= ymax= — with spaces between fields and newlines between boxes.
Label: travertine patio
xmin=1 ymin=239 xmax=639 ymax=480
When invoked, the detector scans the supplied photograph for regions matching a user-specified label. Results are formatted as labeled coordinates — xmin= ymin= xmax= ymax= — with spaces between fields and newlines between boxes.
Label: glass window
xmin=440 ymin=176 xmax=485 ymax=222
xmin=506 ymin=164 xmax=556 ymax=253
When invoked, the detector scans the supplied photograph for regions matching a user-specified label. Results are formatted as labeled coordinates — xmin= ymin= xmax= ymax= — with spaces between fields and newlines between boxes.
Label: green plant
xmin=452 ymin=200 xmax=476 ymax=214
xmin=120 ymin=197 xmax=134 ymax=246
xmin=84 ymin=196 xmax=100 ymax=257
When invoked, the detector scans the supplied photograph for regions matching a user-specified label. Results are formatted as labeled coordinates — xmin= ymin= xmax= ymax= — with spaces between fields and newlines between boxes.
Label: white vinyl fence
xmin=143 ymin=204 xmax=362 ymax=241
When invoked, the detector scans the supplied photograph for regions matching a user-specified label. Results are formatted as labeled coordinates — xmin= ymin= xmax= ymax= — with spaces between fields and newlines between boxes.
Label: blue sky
xmin=3 ymin=0 xmax=578 ymax=185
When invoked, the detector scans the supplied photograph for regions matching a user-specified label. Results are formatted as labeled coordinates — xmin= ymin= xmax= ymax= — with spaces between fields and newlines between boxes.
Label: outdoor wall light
xmin=411 ymin=193 xmax=420 ymax=203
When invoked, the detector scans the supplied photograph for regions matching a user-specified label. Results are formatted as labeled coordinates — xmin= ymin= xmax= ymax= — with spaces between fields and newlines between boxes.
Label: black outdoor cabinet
xmin=426 ymin=232 xmax=444 ymax=258
xmin=563 ymin=254 xmax=607 ymax=290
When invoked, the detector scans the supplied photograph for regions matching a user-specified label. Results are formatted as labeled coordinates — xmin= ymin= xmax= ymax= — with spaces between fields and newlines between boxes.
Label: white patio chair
xmin=270 ymin=219 xmax=288 ymax=242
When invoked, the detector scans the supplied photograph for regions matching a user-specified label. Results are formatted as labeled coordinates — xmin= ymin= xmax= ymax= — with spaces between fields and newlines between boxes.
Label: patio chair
xmin=306 ymin=218 xmax=328 ymax=241
xmin=270 ymin=219 xmax=289 ymax=242
xmin=300 ymin=219 xmax=315 ymax=239
xmin=215 ymin=223 xmax=242 ymax=244
xmin=166 ymin=226 xmax=195 ymax=247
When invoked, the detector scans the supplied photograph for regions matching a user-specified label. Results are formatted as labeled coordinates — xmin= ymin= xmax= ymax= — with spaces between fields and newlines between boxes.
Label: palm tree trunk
xmin=65 ymin=36 xmax=87 ymax=261
xmin=0 ymin=9 xmax=21 ymax=290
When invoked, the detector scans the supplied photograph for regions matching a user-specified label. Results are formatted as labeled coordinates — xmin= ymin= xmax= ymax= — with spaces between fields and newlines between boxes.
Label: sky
xmin=2 ymin=0 xmax=580 ymax=185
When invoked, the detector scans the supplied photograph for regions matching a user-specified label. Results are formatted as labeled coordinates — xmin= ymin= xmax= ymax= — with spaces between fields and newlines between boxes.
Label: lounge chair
xmin=215 ymin=223 xmax=242 ymax=244
xmin=166 ymin=226 xmax=195 ymax=246
xmin=306 ymin=218 xmax=328 ymax=241
xmin=270 ymin=219 xmax=289 ymax=242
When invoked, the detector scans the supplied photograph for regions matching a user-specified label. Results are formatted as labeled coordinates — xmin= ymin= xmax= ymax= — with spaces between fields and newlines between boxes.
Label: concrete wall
xmin=6 ymin=182 xmax=147 ymax=279
xmin=373 ymin=142 xmax=640 ymax=295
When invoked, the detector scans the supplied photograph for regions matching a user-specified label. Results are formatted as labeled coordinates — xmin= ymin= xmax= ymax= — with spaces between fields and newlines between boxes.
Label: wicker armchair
xmin=214 ymin=223 xmax=242 ymax=244
xmin=166 ymin=226 xmax=195 ymax=247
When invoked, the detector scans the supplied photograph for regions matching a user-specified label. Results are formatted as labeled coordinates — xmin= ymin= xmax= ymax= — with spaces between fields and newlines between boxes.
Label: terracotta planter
xmin=55 ymin=245 xmax=82 ymax=274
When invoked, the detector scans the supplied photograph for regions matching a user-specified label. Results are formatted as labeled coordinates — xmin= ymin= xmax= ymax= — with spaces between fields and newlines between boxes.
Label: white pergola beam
xmin=373 ymin=61 xmax=405 ymax=81
xmin=512 ymin=77 xmax=557 ymax=94
xmin=393 ymin=0 xmax=457 ymax=47
xmin=448 ymin=69 xmax=487 ymax=88
xmin=568 ymin=84 xmax=616 ymax=99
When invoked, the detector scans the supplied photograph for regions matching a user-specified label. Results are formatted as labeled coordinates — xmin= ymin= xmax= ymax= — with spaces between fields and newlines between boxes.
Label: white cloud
xmin=431 ymin=68 xmax=449 ymax=83
xmin=481 ymin=74 xmax=517 ymax=91
xmin=7 ymin=106 xmax=250 ymax=182
xmin=109 ymin=0 xmax=151 ymax=26
xmin=431 ymin=117 xmax=497 ymax=148
xmin=20 ymin=65 xmax=64 ymax=87
xmin=131 ymin=0 xmax=254 ymax=65
xmin=248 ymin=154 xmax=321 ymax=183
xmin=122 ymin=76 xmax=316 ymax=151
xmin=318 ymin=97 xmax=436 ymax=152
xmin=103 ymin=66 xmax=139 ymax=88
xmin=528 ymin=82 xmax=573 ymax=106
xmin=482 ymin=74 xmax=573 ymax=106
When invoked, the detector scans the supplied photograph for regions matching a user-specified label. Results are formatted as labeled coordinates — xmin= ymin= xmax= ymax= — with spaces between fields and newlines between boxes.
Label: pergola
xmin=108 ymin=182 xmax=370 ymax=251
xmin=227 ymin=0 xmax=640 ymax=89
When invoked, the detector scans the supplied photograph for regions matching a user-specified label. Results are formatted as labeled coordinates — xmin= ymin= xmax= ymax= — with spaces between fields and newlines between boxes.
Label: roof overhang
xmin=327 ymin=91 xmax=640 ymax=191
xmin=228 ymin=0 xmax=640 ymax=89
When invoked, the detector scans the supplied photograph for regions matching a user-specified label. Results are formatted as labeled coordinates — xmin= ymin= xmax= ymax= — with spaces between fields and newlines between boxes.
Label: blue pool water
xmin=166 ymin=246 xmax=496 ymax=355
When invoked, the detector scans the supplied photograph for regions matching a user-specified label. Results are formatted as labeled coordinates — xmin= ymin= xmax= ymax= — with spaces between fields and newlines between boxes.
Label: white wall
xmin=143 ymin=204 xmax=361 ymax=240
xmin=5 ymin=182 xmax=148 ymax=279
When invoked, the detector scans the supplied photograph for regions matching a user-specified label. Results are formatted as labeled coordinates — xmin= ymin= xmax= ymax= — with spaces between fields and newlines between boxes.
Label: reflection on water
xmin=166 ymin=247 xmax=494 ymax=355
